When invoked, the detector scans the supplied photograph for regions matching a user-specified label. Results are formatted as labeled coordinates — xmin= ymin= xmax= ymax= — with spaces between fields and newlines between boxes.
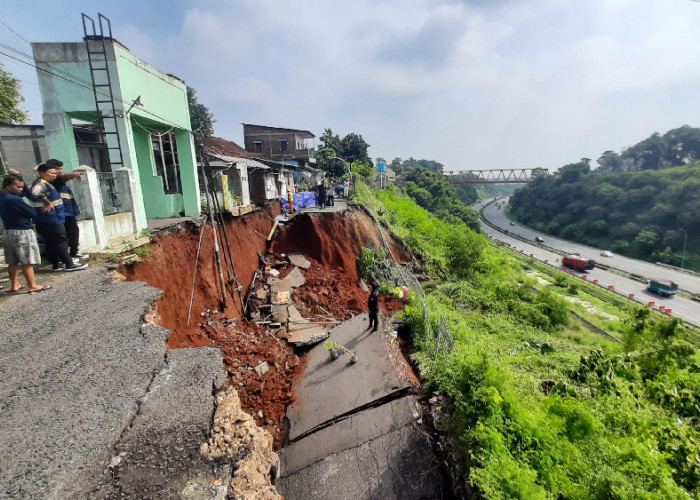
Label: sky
xmin=2 ymin=0 xmax=700 ymax=172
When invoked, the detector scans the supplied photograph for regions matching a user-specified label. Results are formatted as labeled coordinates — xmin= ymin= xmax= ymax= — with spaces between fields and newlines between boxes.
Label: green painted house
xmin=31 ymin=36 xmax=201 ymax=226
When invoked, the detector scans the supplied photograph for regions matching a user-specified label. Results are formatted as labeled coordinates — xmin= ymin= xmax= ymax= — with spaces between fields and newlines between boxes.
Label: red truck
xmin=562 ymin=254 xmax=595 ymax=272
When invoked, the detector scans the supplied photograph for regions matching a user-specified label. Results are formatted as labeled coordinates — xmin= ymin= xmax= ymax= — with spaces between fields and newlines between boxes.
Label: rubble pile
xmin=199 ymin=314 xmax=302 ymax=447
xmin=202 ymin=386 xmax=282 ymax=500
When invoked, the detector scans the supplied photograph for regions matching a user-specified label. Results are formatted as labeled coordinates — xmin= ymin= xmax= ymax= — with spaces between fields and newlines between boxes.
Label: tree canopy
xmin=187 ymin=86 xmax=215 ymax=137
xmin=597 ymin=125 xmax=700 ymax=173
xmin=0 ymin=64 xmax=28 ymax=125
xmin=317 ymin=128 xmax=372 ymax=176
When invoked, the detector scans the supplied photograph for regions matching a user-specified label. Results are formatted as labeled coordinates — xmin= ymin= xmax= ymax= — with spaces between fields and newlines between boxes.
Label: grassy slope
xmin=355 ymin=183 xmax=699 ymax=499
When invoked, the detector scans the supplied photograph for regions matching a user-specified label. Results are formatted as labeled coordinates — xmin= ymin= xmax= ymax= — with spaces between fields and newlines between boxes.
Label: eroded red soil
xmin=120 ymin=205 xmax=412 ymax=449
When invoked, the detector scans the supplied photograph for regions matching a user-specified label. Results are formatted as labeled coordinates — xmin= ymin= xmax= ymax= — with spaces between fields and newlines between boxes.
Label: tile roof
xmin=203 ymin=136 xmax=254 ymax=158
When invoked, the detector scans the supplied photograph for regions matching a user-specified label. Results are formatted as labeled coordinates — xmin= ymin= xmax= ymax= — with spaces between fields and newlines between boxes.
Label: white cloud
xmin=5 ymin=0 xmax=700 ymax=170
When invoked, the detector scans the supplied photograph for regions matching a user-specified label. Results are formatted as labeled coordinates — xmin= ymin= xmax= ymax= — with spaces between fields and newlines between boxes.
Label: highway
xmin=474 ymin=198 xmax=700 ymax=328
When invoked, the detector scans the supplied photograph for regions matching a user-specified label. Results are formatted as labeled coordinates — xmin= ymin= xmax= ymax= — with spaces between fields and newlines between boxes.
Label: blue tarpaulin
xmin=280 ymin=191 xmax=317 ymax=211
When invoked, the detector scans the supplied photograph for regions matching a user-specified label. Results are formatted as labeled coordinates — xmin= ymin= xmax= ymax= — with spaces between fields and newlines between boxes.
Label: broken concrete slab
xmin=278 ymin=416 xmax=450 ymax=499
xmin=285 ymin=324 xmax=329 ymax=346
xmin=269 ymin=267 xmax=306 ymax=296
xmin=281 ymin=395 xmax=419 ymax=475
xmin=270 ymin=304 xmax=288 ymax=321
xmin=287 ymin=304 xmax=305 ymax=322
xmin=285 ymin=313 xmax=412 ymax=440
xmin=288 ymin=253 xmax=311 ymax=270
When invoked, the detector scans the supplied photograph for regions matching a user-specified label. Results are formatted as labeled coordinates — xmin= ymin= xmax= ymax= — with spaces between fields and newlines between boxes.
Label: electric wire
xmin=0 ymin=42 xmax=192 ymax=132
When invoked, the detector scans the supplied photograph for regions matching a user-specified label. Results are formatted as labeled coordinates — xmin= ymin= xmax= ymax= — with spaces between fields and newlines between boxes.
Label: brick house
xmin=242 ymin=124 xmax=316 ymax=168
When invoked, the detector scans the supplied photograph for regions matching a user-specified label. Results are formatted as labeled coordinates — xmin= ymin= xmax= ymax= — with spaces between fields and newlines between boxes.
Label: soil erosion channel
xmin=119 ymin=206 xmax=411 ymax=449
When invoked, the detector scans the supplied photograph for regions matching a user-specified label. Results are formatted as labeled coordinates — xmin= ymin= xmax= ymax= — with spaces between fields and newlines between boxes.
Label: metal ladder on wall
xmin=81 ymin=13 xmax=124 ymax=173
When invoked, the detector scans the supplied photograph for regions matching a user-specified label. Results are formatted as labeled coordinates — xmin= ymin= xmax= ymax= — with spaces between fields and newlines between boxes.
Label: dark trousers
xmin=318 ymin=194 xmax=326 ymax=209
xmin=369 ymin=309 xmax=379 ymax=331
xmin=327 ymin=194 xmax=334 ymax=207
xmin=65 ymin=216 xmax=80 ymax=256
xmin=37 ymin=223 xmax=73 ymax=267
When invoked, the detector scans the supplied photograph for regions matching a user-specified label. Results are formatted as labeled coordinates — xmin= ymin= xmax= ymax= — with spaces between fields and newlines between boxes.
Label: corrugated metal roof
xmin=207 ymin=153 xmax=270 ymax=170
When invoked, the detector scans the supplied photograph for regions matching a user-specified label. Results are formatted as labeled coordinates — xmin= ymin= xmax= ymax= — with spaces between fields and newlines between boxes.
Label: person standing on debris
xmin=47 ymin=159 xmax=88 ymax=261
xmin=31 ymin=163 xmax=87 ymax=272
xmin=0 ymin=174 xmax=51 ymax=292
xmin=367 ymin=283 xmax=380 ymax=332
xmin=317 ymin=181 xmax=327 ymax=210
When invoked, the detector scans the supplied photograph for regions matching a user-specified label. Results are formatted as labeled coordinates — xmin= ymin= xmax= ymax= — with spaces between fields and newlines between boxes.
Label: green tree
xmin=0 ymin=64 xmax=28 ymax=125
xmin=319 ymin=128 xmax=342 ymax=154
xmin=351 ymin=160 xmax=373 ymax=183
xmin=187 ymin=86 xmax=215 ymax=136
xmin=319 ymin=128 xmax=371 ymax=166
xmin=341 ymin=133 xmax=371 ymax=164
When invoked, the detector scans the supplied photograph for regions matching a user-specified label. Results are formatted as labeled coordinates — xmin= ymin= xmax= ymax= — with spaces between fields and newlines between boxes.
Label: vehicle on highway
xmin=535 ymin=236 xmax=544 ymax=243
xmin=647 ymin=279 xmax=678 ymax=297
xmin=562 ymin=254 xmax=595 ymax=272
xmin=600 ymin=251 xmax=614 ymax=258
xmin=509 ymin=221 xmax=515 ymax=226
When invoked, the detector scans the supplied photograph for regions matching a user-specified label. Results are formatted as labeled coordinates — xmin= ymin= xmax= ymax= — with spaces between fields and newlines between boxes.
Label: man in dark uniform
xmin=317 ymin=182 xmax=327 ymax=210
xmin=367 ymin=283 xmax=380 ymax=332
xmin=30 ymin=163 xmax=87 ymax=272
xmin=47 ymin=159 xmax=87 ymax=259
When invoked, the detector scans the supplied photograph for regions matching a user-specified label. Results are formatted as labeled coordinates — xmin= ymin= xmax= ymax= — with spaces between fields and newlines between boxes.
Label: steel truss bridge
xmin=443 ymin=168 xmax=549 ymax=184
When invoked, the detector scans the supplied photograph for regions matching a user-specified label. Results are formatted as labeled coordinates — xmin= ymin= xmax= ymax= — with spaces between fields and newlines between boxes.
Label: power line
xmin=0 ymin=18 xmax=193 ymax=132
xmin=0 ymin=47 xmax=193 ymax=132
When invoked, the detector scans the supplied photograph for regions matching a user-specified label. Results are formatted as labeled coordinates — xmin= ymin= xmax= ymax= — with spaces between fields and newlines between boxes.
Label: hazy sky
xmin=2 ymin=0 xmax=700 ymax=172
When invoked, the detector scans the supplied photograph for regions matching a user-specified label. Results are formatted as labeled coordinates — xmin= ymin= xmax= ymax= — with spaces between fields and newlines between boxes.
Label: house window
xmin=254 ymin=140 xmax=263 ymax=153
xmin=280 ymin=138 xmax=288 ymax=152
xmin=151 ymin=132 xmax=182 ymax=194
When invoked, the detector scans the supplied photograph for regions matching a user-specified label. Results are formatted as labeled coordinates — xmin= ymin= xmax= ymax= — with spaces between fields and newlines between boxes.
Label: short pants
xmin=3 ymin=229 xmax=41 ymax=266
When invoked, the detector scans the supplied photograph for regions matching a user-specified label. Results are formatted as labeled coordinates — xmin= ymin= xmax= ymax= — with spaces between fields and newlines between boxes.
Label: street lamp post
xmin=328 ymin=157 xmax=352 ymax=196
xmin=680 ymin=228 xmax=688 ymax=269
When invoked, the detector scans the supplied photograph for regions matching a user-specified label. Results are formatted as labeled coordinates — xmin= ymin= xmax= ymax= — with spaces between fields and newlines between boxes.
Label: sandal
xmin=29 ymin=285 xmax=52 ymax=294
xmin=10 ymin=284 xmax=26 ymax=293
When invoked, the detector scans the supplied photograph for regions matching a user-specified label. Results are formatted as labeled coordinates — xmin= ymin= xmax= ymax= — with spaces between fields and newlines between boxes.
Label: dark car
xmin=535 ymin=236 xmax=544 ymax=243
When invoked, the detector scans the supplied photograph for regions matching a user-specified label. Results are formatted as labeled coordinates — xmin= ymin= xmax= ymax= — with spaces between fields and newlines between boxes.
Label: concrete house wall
xmin=0 ymin=125 xmax=49 ymax=181
xmin=31 ymin=40 xmax=200 ymax=224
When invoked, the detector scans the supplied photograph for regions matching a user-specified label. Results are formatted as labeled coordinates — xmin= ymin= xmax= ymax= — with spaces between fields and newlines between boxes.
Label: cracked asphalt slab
xmin=0 ymin=265 xmax=229 ymax=499
xmin=280 ymin=313 xmax=450 ymax=499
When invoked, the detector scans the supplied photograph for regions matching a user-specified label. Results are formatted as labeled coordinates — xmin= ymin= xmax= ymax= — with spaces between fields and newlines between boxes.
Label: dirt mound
xmin=200 ymin=316 xmax=304 ymax=448
xmin=120 ymin=205 xmax=280 ymax=349
xmin=271 ymin=211 xmax=410 ymax=282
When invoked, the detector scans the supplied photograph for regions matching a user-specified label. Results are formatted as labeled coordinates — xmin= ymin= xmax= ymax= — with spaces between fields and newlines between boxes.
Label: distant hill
xmin=597 ymin=125 xmax=700 ymax=173
xmin=509 ymin=162 xmax=700 ymax=271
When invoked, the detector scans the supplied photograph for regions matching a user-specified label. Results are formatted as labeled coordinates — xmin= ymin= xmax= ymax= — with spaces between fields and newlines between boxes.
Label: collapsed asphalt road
xmin=0 ymin=266 xmax=241 ymax=498
xmin=0 ymin=202 xmax=452 ymax=498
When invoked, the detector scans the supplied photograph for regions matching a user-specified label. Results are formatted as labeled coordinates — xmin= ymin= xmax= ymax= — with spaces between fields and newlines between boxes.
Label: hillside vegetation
xmin=598 ymin=125 xmax=700 ymax=173
xmin=355 ymin=183 xmax=699 ymax=499
xmin=509 ymin=162 xmax=700 ymax=271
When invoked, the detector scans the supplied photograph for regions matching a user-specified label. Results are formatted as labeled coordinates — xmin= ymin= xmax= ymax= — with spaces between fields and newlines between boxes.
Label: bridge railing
xmin=443 ymin=168 xmax=549 ymax=184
